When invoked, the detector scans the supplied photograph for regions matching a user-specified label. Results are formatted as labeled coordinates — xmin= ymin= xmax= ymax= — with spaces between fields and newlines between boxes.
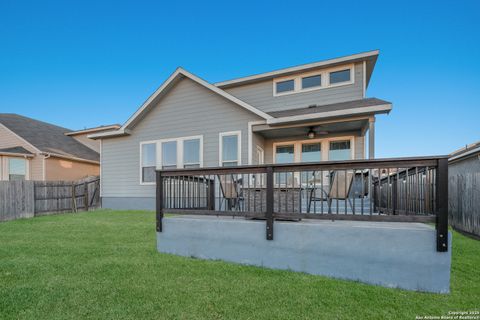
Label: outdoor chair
xmin=218 ymin=175 xmax=244 ymax=211
xmin=307 ymin=171 xmax=354 ymax=214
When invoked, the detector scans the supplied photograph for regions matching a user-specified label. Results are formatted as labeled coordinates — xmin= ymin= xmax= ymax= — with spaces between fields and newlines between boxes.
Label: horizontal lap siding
xmin=101 ymin=77 xmax=262 ymax=198
xmin=224 ymin=63 xmax=364 ymax=113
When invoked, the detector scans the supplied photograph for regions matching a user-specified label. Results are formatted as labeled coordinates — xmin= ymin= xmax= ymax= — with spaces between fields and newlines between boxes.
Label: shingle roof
xmin=0 ymin=146 xmax=33 ymax=156
xmin=267 ymin=98 xmax=392 ymax=118
xmin=0 ymin=114 xmax=99 ymax=162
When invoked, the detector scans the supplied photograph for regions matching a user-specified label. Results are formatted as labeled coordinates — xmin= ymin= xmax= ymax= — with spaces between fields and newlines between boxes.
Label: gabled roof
xmin=0 ymin=114 xmax=99 ymax=162
xmin=90 ymin=68 xmax=273 ymax=139
xmin=215 ymin=50 xmax=379 ymax=89
xmin=0 ymin=146 xmax=34 ymax=157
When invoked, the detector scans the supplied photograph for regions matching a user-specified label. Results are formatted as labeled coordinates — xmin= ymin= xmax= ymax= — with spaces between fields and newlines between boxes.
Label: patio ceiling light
xmin=307 ymin=127 xmax=315 ymax=139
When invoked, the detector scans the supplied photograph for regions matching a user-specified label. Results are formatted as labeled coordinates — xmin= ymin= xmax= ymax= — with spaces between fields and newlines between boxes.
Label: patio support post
xmin=156 ymin=171 xmax=164 ymax=232
xmin=368 ymin=117 xmax=375 ymax=159
xmin=435 ymin=158 xmax=448 ymax=252
xmin=266 ymin=166 xmax=274 ymax=240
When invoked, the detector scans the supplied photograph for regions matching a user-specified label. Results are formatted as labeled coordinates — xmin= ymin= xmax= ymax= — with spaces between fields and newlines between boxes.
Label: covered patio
xmin=248 ymin=97 xmax=391 ymax=166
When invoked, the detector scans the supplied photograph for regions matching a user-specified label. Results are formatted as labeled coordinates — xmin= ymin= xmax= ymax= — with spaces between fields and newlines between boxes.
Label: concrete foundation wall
xmin=157 ymin=216 xmax=452 ymax=293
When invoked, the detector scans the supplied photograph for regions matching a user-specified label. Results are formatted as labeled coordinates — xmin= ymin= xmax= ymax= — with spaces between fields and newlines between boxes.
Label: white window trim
xmin=272 ymin=136 xmax=355 ymax=163
xmin=256 ymin=146 xmax=265 ymax=165
xmin=4 ymin=156 xmax=30 ymax=181
xmin=179 ymin=135 xmax=204 ymax=168
xmin=139 ymin=140 xmax=158 ymax=185
xmin=139 ymin=135 xmax=204 ymax=185
xmin=272 ymin=63 xmax=355 ymax=97
xmin=327 ymin=64 xmax=355 ymax=88
xmin=219 ymin=131 xmax=242 ymax=166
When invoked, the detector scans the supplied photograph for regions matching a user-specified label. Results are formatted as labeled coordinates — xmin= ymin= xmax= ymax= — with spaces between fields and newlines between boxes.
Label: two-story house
xmin=90 ymin=50 xmax=392 ymax=210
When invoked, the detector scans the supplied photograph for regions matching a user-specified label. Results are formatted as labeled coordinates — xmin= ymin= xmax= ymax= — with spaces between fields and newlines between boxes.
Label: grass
xmin=0 ymin=210 xmax=479 ymax=320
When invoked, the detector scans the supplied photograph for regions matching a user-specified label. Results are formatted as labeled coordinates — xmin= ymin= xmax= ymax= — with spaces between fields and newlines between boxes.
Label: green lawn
xmin=0 ymin=211 xmax=478 ymax=320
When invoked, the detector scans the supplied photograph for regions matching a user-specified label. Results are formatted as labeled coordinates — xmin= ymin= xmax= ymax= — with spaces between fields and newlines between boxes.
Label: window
xmin=183 ymin=138 xmax=200 ymax=168
xmin=275 ymin=145 xmax=295 ymax=164
xmin=275 ymin=79 xmax=295 ymax=94
xmin=141 ymin=143 xmax=156 ymax=183
xmin=329 ymin=69 xmax=351 ymax=85
xmin=220 ymin=132 xmax=240 ymax=166
xmin=162 ymin=141 xmax=177 ymax=169
xmin=302 ymin=75 xmax=321 ymax=89
xmin=8 ymin=158 xmax=26 ymax=181
xmin=273 ymin=64 xmax=353 ymax=96
xmin=329 ymin=140 xmax=351 ymax=161
xmin=301 ymin=143 xmax=321 ymax=162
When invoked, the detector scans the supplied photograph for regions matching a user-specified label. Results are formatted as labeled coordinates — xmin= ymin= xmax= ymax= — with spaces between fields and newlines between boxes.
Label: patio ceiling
xmin=253 ymin=119 xmax=369 ymax=139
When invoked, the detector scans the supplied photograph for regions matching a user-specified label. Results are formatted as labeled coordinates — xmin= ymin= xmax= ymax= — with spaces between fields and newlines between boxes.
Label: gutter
xmin=448 ymin=146 xmax=480 ymax=163
xmin=40 ymin=152 xmax=100 ymax=165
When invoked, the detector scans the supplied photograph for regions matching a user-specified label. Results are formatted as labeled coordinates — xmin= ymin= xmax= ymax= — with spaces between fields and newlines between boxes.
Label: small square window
xmin=329 ymin=69 xmax=351 ymax=85
xmin=302 ymin=75 xmax=321 ymax=89
xmin=275 ymin=79 xmax=295 ymax=94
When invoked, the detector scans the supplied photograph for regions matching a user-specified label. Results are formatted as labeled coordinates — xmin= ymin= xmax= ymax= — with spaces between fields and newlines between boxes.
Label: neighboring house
xmin=0 ymin=113 xmax=118 ymax=181
xmin=448 ymin=141 xmax=480 ymax=237
xmin=90 ymin=50 xmax=392 ymax=210
xmin=449 ymin=141 xmax=480 ymax=173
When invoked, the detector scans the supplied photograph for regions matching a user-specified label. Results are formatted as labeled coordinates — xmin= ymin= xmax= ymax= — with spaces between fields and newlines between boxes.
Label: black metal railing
xmin=156 ymin=156 xmax=449 ymax=251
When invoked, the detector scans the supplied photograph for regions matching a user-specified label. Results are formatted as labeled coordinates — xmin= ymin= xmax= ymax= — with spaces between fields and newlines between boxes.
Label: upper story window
xmin=273 ymin=64 xmax=354 ymax=96
xmin=275 ymin=79 xmax=295 ymax=94
xmin=8 ymin=158 xmax=27 ymax=181
xmin=220 ymin=131 xmax=241 ymax=166
xmin=141 ymin=143 xmax=156 ymax=183
xmin=329 ymin=69 xmax=351 ymax=85
xmin=301 ymin=75 xmax=322 ymax=89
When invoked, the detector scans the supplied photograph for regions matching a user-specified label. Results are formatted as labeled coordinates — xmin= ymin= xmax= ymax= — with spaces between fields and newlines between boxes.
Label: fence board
xmin=449 ymin=172 xmax=480 ymax=236
xmin=0 ymin=177 xmax=100 ymax=222
xmin=0 ymin=180 xmax=35 ymax=221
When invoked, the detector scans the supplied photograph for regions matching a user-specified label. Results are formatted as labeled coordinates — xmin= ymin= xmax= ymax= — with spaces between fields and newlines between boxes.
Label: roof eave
xmin=266 ymin=104 xmax=392 ymax=126
xmin=0 ymin=152 xmax=34 ymax=158
xmin=41 ymin=152 xmax=100 ymax=165
xmin=215 ymin=50 xmax=380 ymax=89
xmin=88 ymin=129 xmax=131 ymax=139
xmin=65 ymin=124 xmax=122 ymax=136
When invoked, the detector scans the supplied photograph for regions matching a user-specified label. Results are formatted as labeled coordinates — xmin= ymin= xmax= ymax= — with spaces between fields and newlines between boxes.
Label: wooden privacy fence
xmin=449 ymin=172 xmax=480 ymax=237
xmin=0 ymin=177 xmax=100 ymax=222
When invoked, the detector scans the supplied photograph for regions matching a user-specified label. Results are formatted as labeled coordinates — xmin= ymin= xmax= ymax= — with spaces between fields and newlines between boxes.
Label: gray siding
xmin=224 ymin=63 xmax=364 ymax=113
xmin=101 ymin=77 xmax=263 ymax=198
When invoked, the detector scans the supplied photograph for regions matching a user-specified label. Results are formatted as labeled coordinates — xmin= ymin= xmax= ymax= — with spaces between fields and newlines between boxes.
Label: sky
xmin=0 ymin=0 xmax=479 ymax=158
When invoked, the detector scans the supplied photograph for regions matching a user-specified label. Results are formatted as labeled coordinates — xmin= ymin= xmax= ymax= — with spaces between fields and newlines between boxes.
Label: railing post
xmin=208 ymin=178 xmax=215 ymax=211
xmin=266 ymin=166 xmax=274 ymax=240
xmin=156 ymin=171 xmax=164 ymax=232
xmin=435 ymin=158 xmax=448 ymax=252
